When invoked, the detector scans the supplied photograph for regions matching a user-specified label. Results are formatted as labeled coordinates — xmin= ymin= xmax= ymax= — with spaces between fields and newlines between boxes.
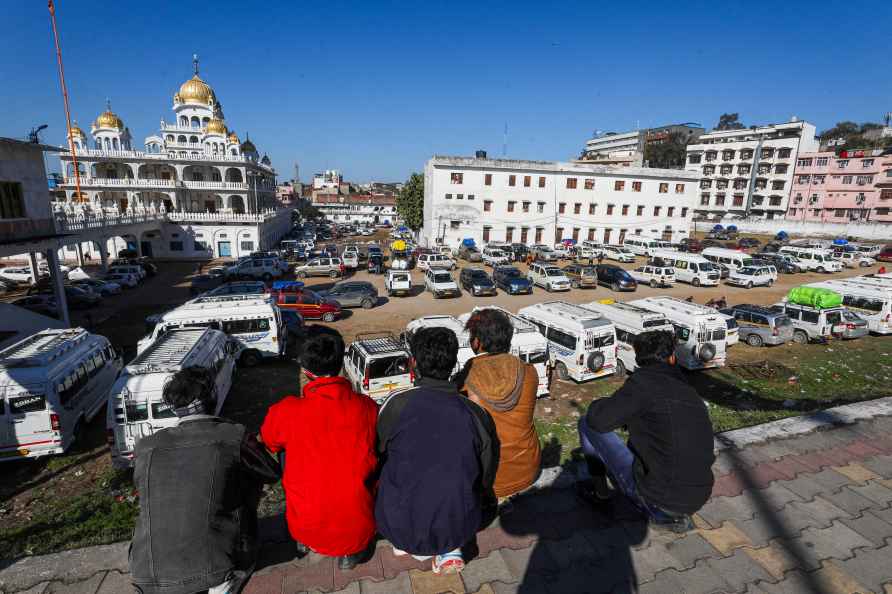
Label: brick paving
xmin=3 ymin=411 xmax=892 ymax=593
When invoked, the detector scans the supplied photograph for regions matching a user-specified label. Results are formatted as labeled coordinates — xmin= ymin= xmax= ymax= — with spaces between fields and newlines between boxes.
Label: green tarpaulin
xmin=787 ymin=286 xmax=842 ymax=309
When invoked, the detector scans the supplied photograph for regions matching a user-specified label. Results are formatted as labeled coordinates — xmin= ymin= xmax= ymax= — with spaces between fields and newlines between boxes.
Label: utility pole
xmin=743 ymin=134 xmax=764 ymax=218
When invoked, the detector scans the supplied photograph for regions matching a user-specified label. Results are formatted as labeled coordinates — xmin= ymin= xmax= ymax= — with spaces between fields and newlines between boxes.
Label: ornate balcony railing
xmin=61 ymin=177 xmax=176 ymax=188
xmin=182 ymin=180 xmax=249 ymax=191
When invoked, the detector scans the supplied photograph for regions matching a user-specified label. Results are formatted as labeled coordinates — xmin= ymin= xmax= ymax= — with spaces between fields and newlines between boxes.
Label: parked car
xmin=757 ymin=252 xmax=802 ymax=274
xmin=561 ymin=263 xmax=598 ymax=289
xmin=10 ymin=295 xmax=59 ymax=318
xmin=531 ymin=244 xmax=559 ymax=262
xmin=384 ymin=270 xmax=412 ymax=297
xmin=527 ymin=263 xmax=571 ymax=292
xmin=294 ymin=257 xmax=345 ymax=279
xmin=771 ymin=303 xmax=864 ymax=344
xmin=726 ymin=265 xmax=777 ymax=289
xmin=189 ymin=273 xmax=225 ymax=296
xmin=833 ymin=251 xmax=876 ymax=268
xmin=679 ymin=238 xmax=703 ymax=253
xmin=104 ymin=272 xmax=139 ymax=288
xmin=481 ymin=248 xmax=510 ymax=267
xmin=28 ymin=285 xmax=100 ymax=309
xmin=738 ymin=238 xmax=761 ymax=250
xmin=319 ymin=281 xmax=379 ymax=309
xmin=270 ymin=288 xmax=342 ymax=322
xmin=596 ymin=264 xmax=637 ymax=292
xmin=74 ymin=278 xmax=122 ymax=296
xmin=459 ymin=268 xmax=497 ymax=296
xmin=225 ymin=258 xmax=283 ymax=281
xmin=492 ymin=266 xmax=533 ymax=295
xmin=424 ymin=268 xmax=461 ymax=298
xmin=342 ymin=250 xmax=360 ymax=269
xmin=601 ymin=245 xmax=636 ymax=263
xmin=508 ymin=243 xmax=530 ymax=262
xmin=458 ymin=244 xmax=483 ymax=262
xmin=0 ymin=266 xmax=36 ymax=285
xmin=877 ymin=245 xmax=892 ymax=263
xmin=720 ymin=304 xmax=794 ymax=347
xmin=629 ymin=265 xmax=675 ymax=288
xmin=417 ymin=253 xmax=456 ymax=271
xmin=551 ymin=244 xmax=571 ymax=259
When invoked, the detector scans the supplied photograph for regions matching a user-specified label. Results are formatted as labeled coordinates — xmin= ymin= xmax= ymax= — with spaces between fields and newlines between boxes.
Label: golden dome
xmin=176 ymin=75 xmax=215 ymax=105
xmin=227 ymin=131 xmax=239 ymax=144
xmin=94 ymin=109 xmax=124 ymax=130
xmin=68 ymin=122 xmax=86 ymax=140
xmin=206 ymin=118 xmax=227 ymax=135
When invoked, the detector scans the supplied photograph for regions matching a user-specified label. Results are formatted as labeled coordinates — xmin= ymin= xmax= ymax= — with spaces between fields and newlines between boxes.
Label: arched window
xmin=231 ymin=148 xmax=237 ymax=156
xmin=190 ymin=136 xmax=198 ymax=143
xmin=166 ymin=135 xmax=174 ymax=143
xmin=177 ymin=135 xmax=187 ymax=143
xmin=179 ymin=116 xmax=188 ymax=127
xmin=191 ymin=116 xmax=200 ymax=128
xmin=202 ymin=117 xmax=210 ymax=126
xmin=104 ymin=138 xmax=111 ymax=150
xmin=112 ymin=138 xmax=119 ymax=150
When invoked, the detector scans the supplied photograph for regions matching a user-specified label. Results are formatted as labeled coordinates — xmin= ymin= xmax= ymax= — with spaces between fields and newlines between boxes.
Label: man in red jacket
xmin=261 ymin=326 xmax=378 ymax=569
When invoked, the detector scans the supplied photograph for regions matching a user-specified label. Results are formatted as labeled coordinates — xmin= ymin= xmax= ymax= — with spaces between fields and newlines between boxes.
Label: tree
xmin=295 ymin=200 xmax=322 ymax=221
xmin=644 ymin=132 xmax=688 ymax=169
xmin=716 ymin=113 xmax=745 ymax=130
xmin=397 ymin=172 xmax=424 ymax=231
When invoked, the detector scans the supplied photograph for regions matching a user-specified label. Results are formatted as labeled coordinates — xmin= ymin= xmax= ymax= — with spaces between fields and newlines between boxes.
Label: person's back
xmin=460 ymin=309 xmax=540 ymax=499
xmin=376 ymin=327 xmax=497 ymax=574
xmin=260 ymin=326 xmax=378 ymax=568
xmin=131 ymin=367 xmax=279 ymax=594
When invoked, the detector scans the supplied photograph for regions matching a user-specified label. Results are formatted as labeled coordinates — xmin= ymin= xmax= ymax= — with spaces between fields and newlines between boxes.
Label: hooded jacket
xmin=260 ymin=376 xmax=378 ymax=556
xmin=460 ymin=353 xmax=541 ymax=498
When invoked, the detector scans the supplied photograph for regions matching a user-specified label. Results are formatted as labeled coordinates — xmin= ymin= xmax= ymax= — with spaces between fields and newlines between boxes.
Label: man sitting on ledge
xmin=577 ymin=330 xmax=715 ymax=532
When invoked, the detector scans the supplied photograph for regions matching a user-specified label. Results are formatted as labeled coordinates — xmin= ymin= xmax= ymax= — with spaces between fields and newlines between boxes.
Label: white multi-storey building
xmin=422 ymin=154 xmax=698 ymax=248
xmin=314 ymin=194 xmax=398 ymax=225
xmin=53 ymin=58 xmax=289 ymax=260
xmin=686 ymin=119 xmax=819 ymax=220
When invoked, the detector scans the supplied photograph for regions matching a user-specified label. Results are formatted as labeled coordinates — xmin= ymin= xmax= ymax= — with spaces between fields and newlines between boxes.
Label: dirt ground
xmin=1 ymin=232 xmax=890 ymax=558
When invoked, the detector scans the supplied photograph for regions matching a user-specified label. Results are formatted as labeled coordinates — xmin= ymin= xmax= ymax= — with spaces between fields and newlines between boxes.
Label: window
xmin=653 ymin=206 xmax=661 ymax=216
xmin=445 ymin=193 xmax=452 ymax=199
xmin=538 ymin=176 xmax=546 ymax=188
xmin=572 ymin=227 xmax=580 ymax=241
xmin=484 ymin=173 xmax=492 ymax=186
xmin=667 ymin=207 xmax=675 ymax=217
xmin=801 ymin=310 xmax=819 ymax=324
xmin=816 ymin=157 xmax=829 ymax=167
xmin=457 ymin=194 xmax=464 ymax=199
xmin=467 ymin=194 xmax=475 ymax=200
xmin=837 ymin=159 xmax=849 ymax=168
xmin=535 ymin=227 xmax=543 ymax=243
xmin=506 ymin=227 xmax=514 ymax=242
xmin=675 ymin=184 xmax=685 ymax=194
xmin=555 ymin=227 xmax=564 ymax=242
xmin=451 ymin=172 xmax=463 ymax=184
xmin=546 ymin=327 xmax=577 ymax=350
xmin=574 ymin=203 xmax=581 ymax=215
xmin=797 ymin=158 xmax=813 ymax=167
xmin=520 ymin=227 xmax=529 ymax=243
xmin=621 ymin=204 xmax=629 ymax=216
xmin=170 ymin=241 xmax=184 ymax=251
xmin=732 ymin=195 xmax=744 ymax=207
xmin=240 ymin=241 xmax=254 ymax=252
xmin=715 ymin=194 xmax=726 ymax=206
xmin=797 ymin=175 xmax=810 ymax=184
xmin=774 ymin=164 xmax=789 ymax=174
xmin=606 ymin=204 xmax=614 ymax=215
xmin=632 ymin=181 xmax=642 ymax=192
xmin=771 ymin=180 xmax=785 ymax=190
xmin=681 ymin=208 xmax=688 ymax=217
xmin=588 ymin=203 xmax=596 ymax=215
xmin=450 ymin=220 xmax=460 ymax=229
xmin=482 ymin=226 xmax=491 ymax=242
xmin=524 ymin=175 xmax=531 ymax=187
xmin=584 ymin=179 xmax=594 ymax=190
xmin=483 ymin=200 xmax=493 ymax=212
xmin=769 ymin=196 xmax=782 ymax=206
xmin=587 ymin=229 xmax=595 ymax=241
xmin=222 ymin=318 xmax=271 ymax=334
xmin=614 ymin=180 xmax=625 ymax=191
xmin=778 ymin=148 xmax=792 ymax=158
xmin=659 ymin=183 xmax=669 ymax=193
xmin=537 ymin=202 xmax=545 ymax=213
xmin=636 ymin=205 xmax=644 ymax=216
xmin=700 ymin=194 xmax=710 ymax=206
xmin=508 ymin=175 xmax=516 ymax=187
xmin=0 ymin=182 xmax=25 ymax=219
xmin=558 ymin=203 xmax=566 ymax=214
xmin=563 ymin=177 xmax=576 ymax=190
xmin=194 ymin=240 xmax=208 ymax=251
xmin=507 ymin=201 xmax=516 ymax=212
xmin=689 ymin=154 xmax=702 ymax=164
xmin=522 ymin=201 xmax=530 ymax=213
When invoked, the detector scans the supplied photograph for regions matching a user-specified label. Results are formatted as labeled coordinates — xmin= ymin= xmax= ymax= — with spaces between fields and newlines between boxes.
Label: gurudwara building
xmin=54 ymin=57 xmax=290 ymax=260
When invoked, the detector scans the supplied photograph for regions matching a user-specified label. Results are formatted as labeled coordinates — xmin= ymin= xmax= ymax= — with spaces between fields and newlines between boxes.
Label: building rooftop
xmin=429 ymin=155 xmax=698 ymax=179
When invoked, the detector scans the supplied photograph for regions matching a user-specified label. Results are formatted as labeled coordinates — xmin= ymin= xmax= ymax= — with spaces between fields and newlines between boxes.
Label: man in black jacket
xmin=577 ymin=330 xmax=715 ymax=532
xmin=376 ymin=327 xmax=498 ymax=575
xmin=130 ymin=366 xmax=281 ymax=594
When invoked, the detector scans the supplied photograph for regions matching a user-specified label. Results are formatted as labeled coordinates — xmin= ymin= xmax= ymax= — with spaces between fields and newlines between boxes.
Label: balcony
xmin=61 ymin=149 xmax=275 ymax=173
xmin=182 ymin=180 xmax=249 ymax=191
xmin=61 ymin=177 xmax=176 ymax=189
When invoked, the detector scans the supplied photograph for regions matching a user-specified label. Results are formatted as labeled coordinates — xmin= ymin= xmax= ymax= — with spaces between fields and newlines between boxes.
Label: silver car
xmin=294 ymin=257 xmax=345 ymax=279
xmin=721 ymin=305 xmax=794 ymax=347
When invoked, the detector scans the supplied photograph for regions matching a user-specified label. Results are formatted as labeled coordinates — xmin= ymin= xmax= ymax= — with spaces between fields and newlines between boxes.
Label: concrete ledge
xmin=0 ymin=542 xmax=128 ymax=594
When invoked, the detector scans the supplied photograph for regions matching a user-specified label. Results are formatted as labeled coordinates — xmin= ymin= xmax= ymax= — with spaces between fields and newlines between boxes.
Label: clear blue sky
xmin=3 ymin=1 xmax=890 ymax=183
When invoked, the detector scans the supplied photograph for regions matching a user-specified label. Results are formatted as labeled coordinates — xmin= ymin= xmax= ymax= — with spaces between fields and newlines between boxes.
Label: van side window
xmin=615 ymin=328 xmax=635 ymax=344
xmin=546 ymin=327 xmax=577 ymax=350
xmin=842 ymin=295 xmax=884 ymax=313
xmin=222 ymin=318 xmax=271 ymax=333
xmin=676 ymin=260 xmax=688 ymax=270
xmin=801 ymin=310 xmax=820 ymax=323
xmin=785 ymin=307 xmax=800 ymax=320
xmin=751 ymin=314 xmax=769 ymax=326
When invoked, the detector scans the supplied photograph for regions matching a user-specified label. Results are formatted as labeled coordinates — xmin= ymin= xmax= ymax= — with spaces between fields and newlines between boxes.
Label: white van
xmin=457 ymin=306 xmax=550 ymax=397
xmin=806 ymin=279 xmax=892 ymax=335
xmin=623 ymin=236 xmax=672 ymax=257
xmin=417 ymin=253 xmax=456 ymax=271
xmin=518 ymin=301 xmax=617 ymax=382
xmin=630 ymin=296 xmax=728 ymax=370
xmin=651 ymin=250 xmax=721 ymax=287
xmin=106 ymin=328 xmax=237 ymax=468
xmin=404 ymin=315 xmax=474 ymax=374
xmin=702 ymin=247 xmax=755 ymax=273
xmin=0 ymin=329 xmax=121 ymax=462
xmin=107 ymin=265 xmax=145 ymax=282
xmin=778 ymin=247 xmax=843 ymax=273
xmin=581 ymin=300 xmax=676 ymax=376
xmin=138 ymin=294 xmax=285 ymax=366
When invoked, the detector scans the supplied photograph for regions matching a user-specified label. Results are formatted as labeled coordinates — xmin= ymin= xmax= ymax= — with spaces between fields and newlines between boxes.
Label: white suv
xmin=727 ymin=265 xmax=776 ymax=289
xmin=603 ymin=245 xmax=636 ymax=263
xmin=417 ymin=253 xmax=455 ymax=271
xmin=344 ymin=333 xmax=413 ymax=405
xmin=482 ymin=248 xmax=510 ymax=267
xmin=424 ymin=268 xmax=461 ymax=298
xmin=527 ymin=263 xmax=571 ymax=292
xmin=629 ymin=265 xmax=676 ymax=288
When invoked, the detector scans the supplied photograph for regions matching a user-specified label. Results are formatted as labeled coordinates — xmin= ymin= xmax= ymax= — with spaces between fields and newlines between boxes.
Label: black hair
xmin=464 ymin=308 xmax=512 ymax=354
xmin=163 ymin=366 xmax=216 ymax=410
xmin=633 ymin=330 xmax=676 ymax=367
xmin=300 ymin=325 xmax=345 ymax=376
xmin=410 ymin=327 xmax=458 ymax=380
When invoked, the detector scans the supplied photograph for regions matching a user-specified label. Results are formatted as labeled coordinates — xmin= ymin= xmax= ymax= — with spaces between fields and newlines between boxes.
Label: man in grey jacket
xmin=130 ymin=366 xmax=280 ymax=594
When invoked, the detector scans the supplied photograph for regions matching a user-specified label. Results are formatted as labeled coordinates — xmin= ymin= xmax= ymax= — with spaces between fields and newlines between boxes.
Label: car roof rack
xmin=355 ymin=332 xmax=404 ymax=355
xmin=0 ymin=328 xmax=90 ymax=368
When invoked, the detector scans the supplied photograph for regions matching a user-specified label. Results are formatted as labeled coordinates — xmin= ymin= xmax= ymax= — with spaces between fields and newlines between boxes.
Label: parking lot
xmin=1 ymin=232 xmax=891 ymax=559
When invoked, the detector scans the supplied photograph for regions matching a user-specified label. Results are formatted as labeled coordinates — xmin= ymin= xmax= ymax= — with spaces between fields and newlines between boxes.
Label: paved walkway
xmin=3 ymin=404 xmax=892 ymax=594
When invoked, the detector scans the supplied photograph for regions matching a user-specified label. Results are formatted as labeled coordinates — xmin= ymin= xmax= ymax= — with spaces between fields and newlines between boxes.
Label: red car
xmin=268 ymin=288 xmax=342 ymax=322
xmin=877 ymin=245 xmax=892 ymax=263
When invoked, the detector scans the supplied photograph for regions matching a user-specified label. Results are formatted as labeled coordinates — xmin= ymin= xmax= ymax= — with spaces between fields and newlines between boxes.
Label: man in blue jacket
xmin=376 ymin=327 xmax=498 ymax=575
xmin=577 ymin=330 xmax=715 ymax=532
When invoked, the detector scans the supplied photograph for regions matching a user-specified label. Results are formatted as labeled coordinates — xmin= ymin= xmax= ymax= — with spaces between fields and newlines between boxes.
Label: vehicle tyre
xmin=555 ymin=362 xmax=570 ymax=381
xmin=361 ymin=298 xmax=374 ymax=309
xmin=329 ymin=270 xmax=338 ymax=278
xmin=71 ymin=417 xmax=85 ymax=447
xmin=698 ymin=342 xmax=716 ymax=362
xmin=612 ymin=282 xmax=620 ymax=292
xmin=860 ymin=261 xmax=870 ymax=268
xmin=615 ymin=359 xmax=627 ymax=377
xmin=388 ymin=290 xmax=394 ymax=297
xmin=650 ymin=279 xmax=658 ymax=288
xmin=297 ymin=271 xmax=307 ymax=278
xmin=241 ymin=350 xmax=262 ymax=368
xmin=747 ymin=281 xmax=753 ymax=289
xmin=792 ymin=330 xmax=808 ymax=345
xmin=587 ymin=351 xmax=605 ymax=372
xmin=768 ymin=279 xmax=774 ymax=287
xmin=692 ymin=277 xmax=701 ymax=287
xmin=572 ymin=280 xmax=579 ymax=289
xmin=746 ymin=334 xmax=764 ymax=347
xmin=817 ymin=266 xmax=826 ymax=273
xmin=262 ymin=272 xmax=273 ymax=282
xmin=322 ymin=312 xmax=336 ymax=322
xmin=546 ymin=283 xmax=552 ymax=292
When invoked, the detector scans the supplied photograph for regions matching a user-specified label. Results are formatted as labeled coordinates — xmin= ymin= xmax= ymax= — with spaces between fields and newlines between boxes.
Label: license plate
xmin=0 ymin=448 xmax=30 ymax=458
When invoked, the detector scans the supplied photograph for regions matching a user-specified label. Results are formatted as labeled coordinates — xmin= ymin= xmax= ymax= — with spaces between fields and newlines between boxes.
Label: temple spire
xmin=193 ymin=53 xmax=199 ymax=76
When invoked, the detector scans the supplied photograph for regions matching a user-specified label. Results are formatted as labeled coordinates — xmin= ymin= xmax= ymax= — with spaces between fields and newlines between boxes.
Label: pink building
xmin=787 ymin=149 xmax=888 ymax=223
